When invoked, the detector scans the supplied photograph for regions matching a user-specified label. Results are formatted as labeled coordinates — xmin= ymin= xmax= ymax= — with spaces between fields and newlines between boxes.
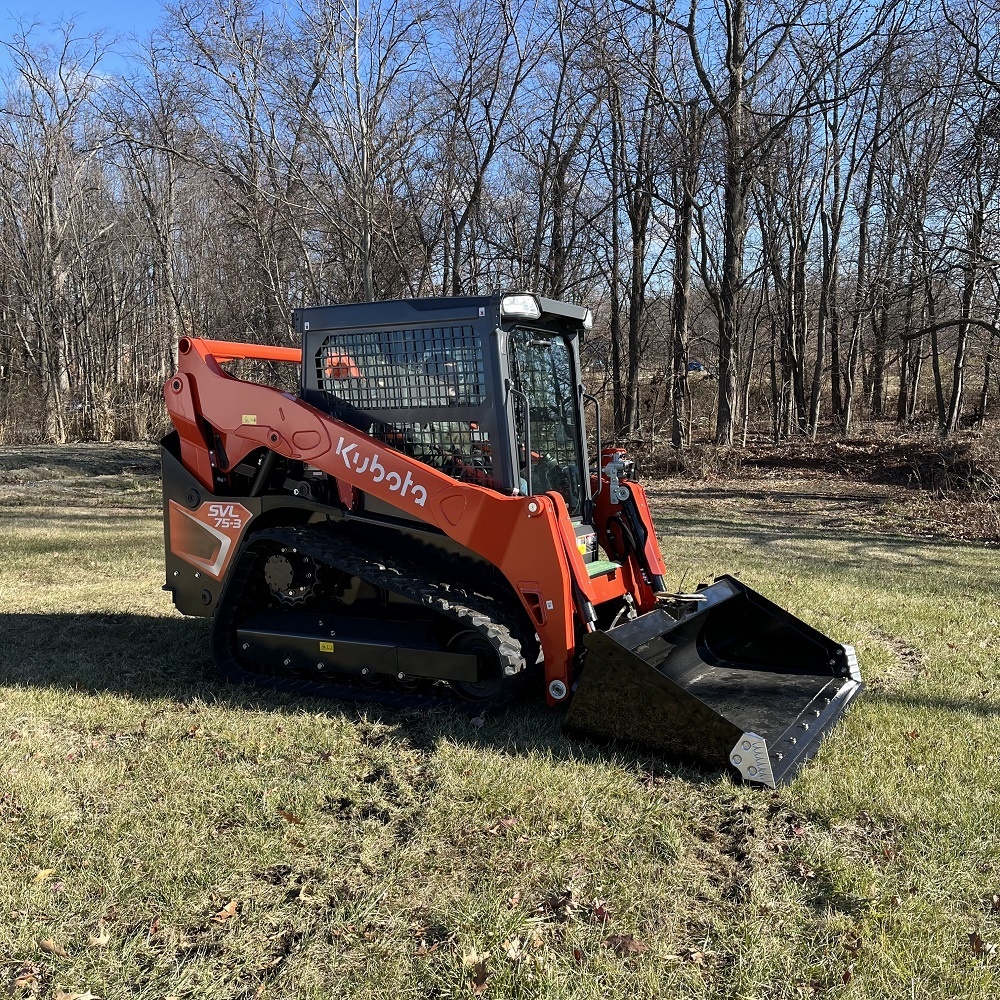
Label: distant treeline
xmin=1 ymin=0 xmax=998 ymax=446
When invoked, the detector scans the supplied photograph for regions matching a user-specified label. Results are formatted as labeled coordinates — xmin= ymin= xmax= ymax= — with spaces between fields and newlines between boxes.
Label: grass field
xmin=1 ymin=445 xmax=998 ymax=999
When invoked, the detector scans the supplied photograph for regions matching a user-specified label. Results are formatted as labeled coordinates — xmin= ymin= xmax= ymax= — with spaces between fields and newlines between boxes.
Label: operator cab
xmin=295 ymin=292 xmax=596 ymax=533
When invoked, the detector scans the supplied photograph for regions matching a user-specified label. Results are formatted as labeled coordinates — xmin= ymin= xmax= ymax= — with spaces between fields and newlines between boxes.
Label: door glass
xmin=508 ymin=328 xmax=584 ymax=515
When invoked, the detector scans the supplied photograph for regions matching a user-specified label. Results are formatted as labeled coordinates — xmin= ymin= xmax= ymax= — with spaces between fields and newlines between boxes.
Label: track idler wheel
xmin=446 ymin=629 xmax=507 ymax=705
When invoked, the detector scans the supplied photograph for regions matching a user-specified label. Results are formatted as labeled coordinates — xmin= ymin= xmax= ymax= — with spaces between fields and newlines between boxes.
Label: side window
xmin=314 ymin=324 xmax=494 ymax=489
xmin=316 ymin=325 xmax=485 ymax=409
xmin=508 ymin=329 xmax=584 ymax=515
xmin=367 ymin=420 xmax=494 ymax=488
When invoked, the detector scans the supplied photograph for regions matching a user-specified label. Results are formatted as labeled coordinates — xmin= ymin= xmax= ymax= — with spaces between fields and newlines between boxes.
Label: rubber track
xmin=212 ymin=524 xmax=529 ymax=712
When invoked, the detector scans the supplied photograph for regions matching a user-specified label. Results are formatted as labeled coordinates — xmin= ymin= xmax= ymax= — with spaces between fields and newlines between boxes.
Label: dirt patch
xmin=860 ymin=627 xmax=926 ymax=691
xmin=2 ymin=440 xmax=995 ymax=543
xmin=0 ymin=443 xmax=161 ymax=512
xmin=646 ymin=474 xmax=903 ymax=538
xmin=644 ymin=434 xmax=999 ymax=545
xmin=0 ymin=443 xmax=159 ymax=482
xmin=648 ymin=469 xmax=997 ymax=545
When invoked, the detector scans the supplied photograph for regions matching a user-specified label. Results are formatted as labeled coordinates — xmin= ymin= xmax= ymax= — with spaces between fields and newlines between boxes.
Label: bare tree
xmin=0 ymin=23 xmax=110 ymax=441
xmin=418 ymin=0 xmax=552 ymax=295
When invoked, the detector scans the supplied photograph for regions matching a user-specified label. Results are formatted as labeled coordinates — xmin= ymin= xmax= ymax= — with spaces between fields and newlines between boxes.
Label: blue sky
xmin=1 ymin=0 xmax=164 ymax=69
xmin=3 ymin=0 xmax=162 ymax=37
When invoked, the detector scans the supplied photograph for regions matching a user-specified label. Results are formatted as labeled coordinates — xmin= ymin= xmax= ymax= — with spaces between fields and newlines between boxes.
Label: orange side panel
xmin=587 ymin=567 xmax=629 ymax=605
xmin=168 ymin=499 xmax=254 ymax=581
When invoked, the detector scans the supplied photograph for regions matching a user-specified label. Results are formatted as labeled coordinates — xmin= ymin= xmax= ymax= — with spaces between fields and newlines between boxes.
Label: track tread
xmin=211 ymin=523 xmax=532 ymax=713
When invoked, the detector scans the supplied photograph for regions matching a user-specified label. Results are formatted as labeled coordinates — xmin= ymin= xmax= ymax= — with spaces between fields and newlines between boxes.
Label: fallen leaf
xmin=39 ymin=937 xmax=69 ymax=957
xmin=969 ymin=930 xmax=997 ymax=957
xmin=572 ymin=947 xmax=584 ymax=964
xmin=32 ymin=868 xmax=57 ymax=884
xmin=503 ymin=936 xmax=522 ymax=961
xmin=589 ymin=899 xmax=612 ymax=923
xmin=991 ymin=894 xmax=1000 ymax=913
xmin=842 ymin=965 xmax=854 ymax=985
xmin=487 ymin=816 xmax=518 ymax=835
xmin=605 ymin=933 xmax=648 ymax=956
xmin=54 ymin=990 xmax=101 ymax=1000
xmin=538 ymin=888 xmax=574 ymax=920
xmin=212 ymin=899 xmax=239 ymax=923
xmin=470 ymin=716 xmax=485 ymax=730
xmin=904 ymin=729 xmax=919 ymax=741
xmin=797 ymin=863 xmax=817 ymax=880
xmin=507 ymin=891 xmax=521 ymax=909
xmin=278 ymin=809 xmax=304 ymax=826
xmin=687 ymin=950 xmax=706 ymax=966
xmin=12 ymin=963 xmax=41 ymax=992
xmin=462 ymin=951 xmax=489 ymax=995
xmin=87 ymin=922 xmax=110 ymax=947
xmin=148 ymin=915 xmax=160 ymax=938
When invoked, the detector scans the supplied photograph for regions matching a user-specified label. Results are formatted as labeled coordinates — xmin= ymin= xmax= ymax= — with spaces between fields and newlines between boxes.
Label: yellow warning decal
xmin=241 ymin=414 xmax=257 ymax=425
xmin=319 ymin=641 xmax=335 ymax=653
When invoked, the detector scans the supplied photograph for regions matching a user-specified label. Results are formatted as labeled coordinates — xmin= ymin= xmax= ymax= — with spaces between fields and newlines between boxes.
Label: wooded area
xmin=1 ymin=0 xmax=998 ymax=446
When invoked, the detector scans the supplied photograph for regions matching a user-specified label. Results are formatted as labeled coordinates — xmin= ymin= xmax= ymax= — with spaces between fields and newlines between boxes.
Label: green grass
xmin=1 ymin=448 xmax=999 ymax=999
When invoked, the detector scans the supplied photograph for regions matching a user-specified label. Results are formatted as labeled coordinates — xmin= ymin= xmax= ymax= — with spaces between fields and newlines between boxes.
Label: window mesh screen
xmin=369 ymin=421 xmax=494 ymax=487
xmin=316 ymin=325 xmax=485 ymax=409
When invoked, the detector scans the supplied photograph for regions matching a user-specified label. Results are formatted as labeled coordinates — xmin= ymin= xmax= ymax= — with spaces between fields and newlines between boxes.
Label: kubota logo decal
xmin=335 ymin=436 xmax=428 ymax=507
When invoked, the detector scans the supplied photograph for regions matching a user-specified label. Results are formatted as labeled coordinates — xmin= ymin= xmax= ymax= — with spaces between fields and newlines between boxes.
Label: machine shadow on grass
xmin=2 ymin=605 xmax=994 ymax=789
xmin=0 ymin=609 xmax=733 ymax=785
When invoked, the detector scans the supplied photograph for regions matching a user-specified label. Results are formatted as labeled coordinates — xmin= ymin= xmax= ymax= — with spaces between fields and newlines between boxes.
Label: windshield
xmin=508 ymin=328 xmax=585 ymax=516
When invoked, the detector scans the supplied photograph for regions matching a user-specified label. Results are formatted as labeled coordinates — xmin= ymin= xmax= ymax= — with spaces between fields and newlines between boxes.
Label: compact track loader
xmin=161 ymin=292 xmax=862 ymax=787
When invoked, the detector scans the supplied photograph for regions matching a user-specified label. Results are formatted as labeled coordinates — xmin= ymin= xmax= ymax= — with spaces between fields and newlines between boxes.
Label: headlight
xmin=501 ymin=293 xmax=542 ymax=320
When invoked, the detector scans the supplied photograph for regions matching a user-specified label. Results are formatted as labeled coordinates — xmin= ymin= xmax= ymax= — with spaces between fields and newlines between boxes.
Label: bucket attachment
xmin=564 ymin=576 xmax=863 ymax=786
